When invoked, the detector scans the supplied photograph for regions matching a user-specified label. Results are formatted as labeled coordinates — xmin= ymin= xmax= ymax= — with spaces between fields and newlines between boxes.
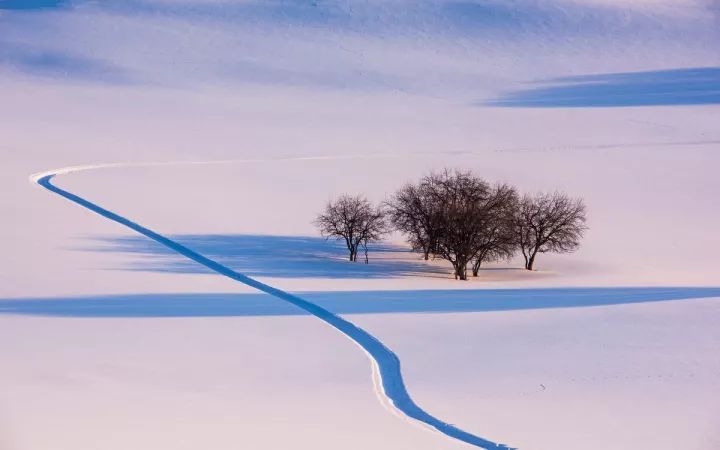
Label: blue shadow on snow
xmin=1 ymin=287 xmax=718 ymax=318
xmin=0 ymin=0 xmax=65 ymax=10
xmin=0 ymin=42 xmax=134 ymax=83
xmin=83 ymin=234 xmax=447 ymax=279
xmin=486 ymin=67 xmax=720 ymax=107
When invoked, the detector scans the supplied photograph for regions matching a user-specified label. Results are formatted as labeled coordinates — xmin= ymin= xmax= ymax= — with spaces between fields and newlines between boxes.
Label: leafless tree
xmin=513 ymin=192 xmax=588 ymax=271
xmin=385 ymin=181 xmax=442 ymax=260
xmin=389 ymin=171 xmax=520 ymax=280
xmin=314 ymin=194 xmax=387 ymax=263
xmin=470 ymin=183 xmax=518 ymax=276
xmin=422 ymin=170 xmax=495 ymax=280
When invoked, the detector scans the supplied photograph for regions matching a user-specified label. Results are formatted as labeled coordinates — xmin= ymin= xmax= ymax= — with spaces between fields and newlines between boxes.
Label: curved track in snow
xmin=32 ymin=165 xmax=512 ymax=450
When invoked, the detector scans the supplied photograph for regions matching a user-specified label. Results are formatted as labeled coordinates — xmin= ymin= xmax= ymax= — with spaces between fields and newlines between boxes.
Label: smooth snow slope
xmin=2 ymin=0 xmax=719 ymax=449
xmin=34 ymin=169 xmax=510 ymax=449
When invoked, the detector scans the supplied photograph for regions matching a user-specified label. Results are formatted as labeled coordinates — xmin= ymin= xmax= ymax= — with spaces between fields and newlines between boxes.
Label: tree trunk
xmin=526 ymin=252 xmax=536 ymax=270
xmin=455 ymin=260 xmax=468 ymax=280
xmin=472 ymin=257 xmax=483 ymax=277
xmin=458 ymin=267 xmax=467 ymax=280
xmin=423 ymin=250 xmax=430 ymax=261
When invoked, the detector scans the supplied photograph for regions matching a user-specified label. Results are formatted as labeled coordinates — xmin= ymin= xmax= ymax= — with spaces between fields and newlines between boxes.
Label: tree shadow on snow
xmin=79 ymin=234 xmax=449 ymax=279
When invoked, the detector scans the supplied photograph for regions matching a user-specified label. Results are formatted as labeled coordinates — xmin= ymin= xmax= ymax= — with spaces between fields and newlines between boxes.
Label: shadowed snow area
xmin=0 ymin=0 xmax=65 ymax=10
xmin=84 ymin=234 xmax=447 ymax=279
xmin=0 ymin=0 xmax=717 ymax=94
xmin=1 ymin=287 xmax=719 ymax=318
xmin=0 ymin=43 xmax=133 ymax=83
xmin=487 ymin=67 xmax=720 ymax=107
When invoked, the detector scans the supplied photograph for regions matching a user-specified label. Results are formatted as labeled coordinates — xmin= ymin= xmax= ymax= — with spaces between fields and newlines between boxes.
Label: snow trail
xmin=32 ymin=166 xmax=512 ymax=450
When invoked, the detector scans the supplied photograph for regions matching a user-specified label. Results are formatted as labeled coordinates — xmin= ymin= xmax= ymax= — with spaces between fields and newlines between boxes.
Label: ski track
xmin=31 ymin=163 xmax=513 ymax=450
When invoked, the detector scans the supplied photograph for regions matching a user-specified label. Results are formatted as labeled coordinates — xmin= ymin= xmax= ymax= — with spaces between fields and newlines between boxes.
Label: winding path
xmin=32 ymin=167 xmax=512 ymax=450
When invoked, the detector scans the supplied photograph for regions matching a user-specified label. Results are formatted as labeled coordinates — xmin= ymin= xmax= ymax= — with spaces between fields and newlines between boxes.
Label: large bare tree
xmin=423 ymin=170 xmax=494 ymax=280
xmin=389 ymin=171 xmax=520 ymax=280
xmin=470 ymin=183 xmax=518 ymax=276
xmin=513 ymin=192 xmax=587 ymax=271
xmin=314 ymin=194 xmax=387 ymax=263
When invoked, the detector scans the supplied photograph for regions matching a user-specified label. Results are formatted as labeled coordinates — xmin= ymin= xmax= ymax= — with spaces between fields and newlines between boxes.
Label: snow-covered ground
xmin=2 ymin=0 xmax=719 ymax=449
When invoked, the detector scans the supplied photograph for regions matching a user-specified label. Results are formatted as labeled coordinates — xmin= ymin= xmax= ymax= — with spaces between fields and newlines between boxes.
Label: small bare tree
xmin=386 ymin=181 xmax=442 ymax=260
xmin=513 ymin=192 xmax=588 ymax=271
xmin=314 ymin=194 xmax=387 ymax=263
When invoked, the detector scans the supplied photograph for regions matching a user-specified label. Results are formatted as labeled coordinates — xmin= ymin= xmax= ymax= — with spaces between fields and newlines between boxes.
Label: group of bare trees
xmin=314 ymin=169 xmax=587 ymax=280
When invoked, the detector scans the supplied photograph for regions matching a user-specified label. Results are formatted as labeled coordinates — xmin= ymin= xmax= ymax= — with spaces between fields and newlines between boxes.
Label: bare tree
xmin=314 ymin=194 xmax=387 ymax=263
xmin=470 ymin=183 xmax=518 ymax=276
xmin=389 ymin=171 xmax=520 ymax=280
xmin=513 ymin=192 xmax=588 ymax=271
xmin=386 ymin=181 xmax=442 ymax=260
xmin=423 ymin=170 xmax=494 ymax=280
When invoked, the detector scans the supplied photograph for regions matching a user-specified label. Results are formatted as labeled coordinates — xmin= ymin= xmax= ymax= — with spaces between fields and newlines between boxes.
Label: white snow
xmin=1 ymin=0 xmax=719 ymax=449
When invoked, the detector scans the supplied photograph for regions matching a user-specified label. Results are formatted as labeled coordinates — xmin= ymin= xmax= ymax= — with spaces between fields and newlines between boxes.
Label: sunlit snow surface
xmin=1 ymin=1 xmax=719 ymax=449
xmin=33 ymin=171 xmax=511 ymax=448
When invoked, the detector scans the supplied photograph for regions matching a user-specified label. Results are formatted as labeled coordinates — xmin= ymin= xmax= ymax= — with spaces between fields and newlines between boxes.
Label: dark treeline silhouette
xmin=315 ymin=169 xmax=587 ymax=279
